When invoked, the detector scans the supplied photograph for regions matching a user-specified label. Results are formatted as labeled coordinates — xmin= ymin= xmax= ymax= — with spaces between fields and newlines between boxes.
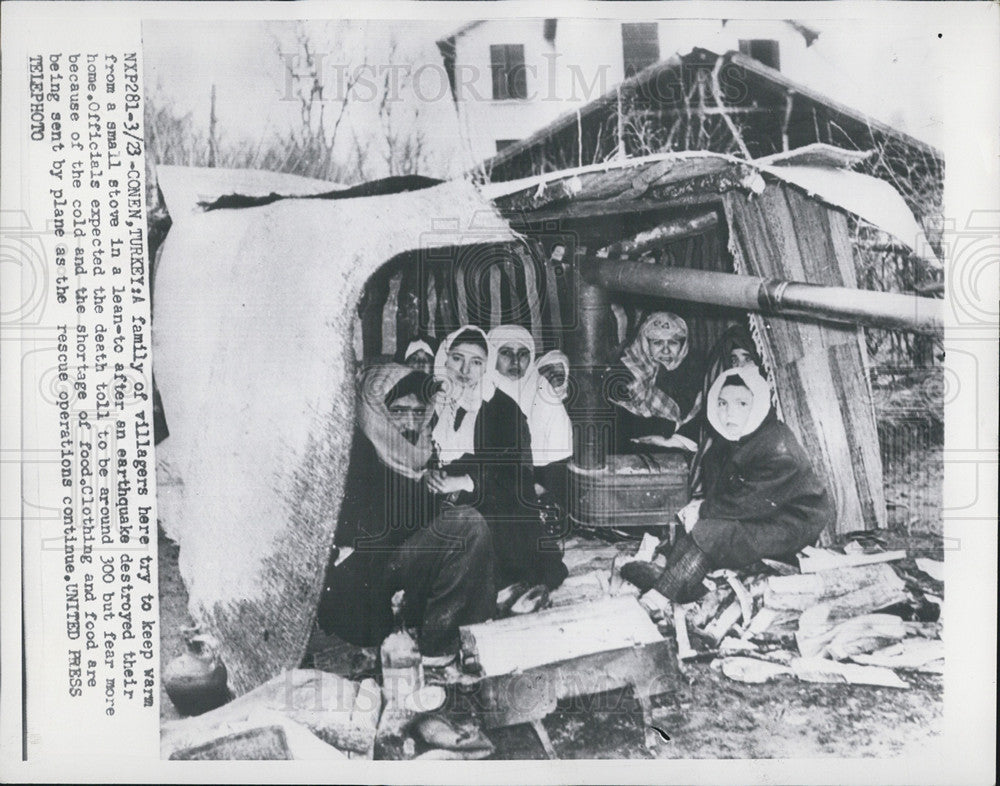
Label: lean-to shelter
xmin=152 ymin=148 xmax=940 ymax=696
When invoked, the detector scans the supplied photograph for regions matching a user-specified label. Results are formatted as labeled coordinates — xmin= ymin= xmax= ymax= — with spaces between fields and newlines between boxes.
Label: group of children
xmin=318 ymin=312 xmax=834 ymax=666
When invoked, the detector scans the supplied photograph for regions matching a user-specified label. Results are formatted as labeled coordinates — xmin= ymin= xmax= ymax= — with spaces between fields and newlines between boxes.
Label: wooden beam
xmin=596 ymin=212 xmax=719 ymax=257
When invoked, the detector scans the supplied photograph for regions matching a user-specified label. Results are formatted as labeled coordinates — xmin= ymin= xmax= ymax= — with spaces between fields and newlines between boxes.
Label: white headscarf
xmin=487 ymin=328 xmax=574 ymax=467
xmin=706 ymin=365 xmax=772 ymax=442
xmin=486 ymin=325 xmax=538 ymax=415
xmin=432 ymin=326 xmax=496 ymax=465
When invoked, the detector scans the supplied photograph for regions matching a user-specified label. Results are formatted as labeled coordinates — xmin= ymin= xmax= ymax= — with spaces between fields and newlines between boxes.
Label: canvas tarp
xmin=153 ymin=172 xmax=514 ymax=694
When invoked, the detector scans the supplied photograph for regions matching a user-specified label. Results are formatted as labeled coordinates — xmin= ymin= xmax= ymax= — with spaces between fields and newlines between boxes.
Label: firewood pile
xmin=638 ymin=538 xmax=944 ymax=688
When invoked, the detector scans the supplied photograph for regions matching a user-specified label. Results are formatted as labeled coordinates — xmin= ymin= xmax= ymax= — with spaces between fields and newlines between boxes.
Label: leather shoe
xmin=619 ymin=560 xmax=664 ymax=592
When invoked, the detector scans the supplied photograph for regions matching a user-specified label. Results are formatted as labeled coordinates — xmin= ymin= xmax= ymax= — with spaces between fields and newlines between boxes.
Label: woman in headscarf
xmin=687 ymin=323 xmax=763 ymax=498
xmin=609 ymin=311 xmax=704 ymax=453
xmin=317 ymin=363 xmax=496 ymax=662
xmin=395 ymin=334 xmax=438 ymax=376
xmin=431 ymin=326 xmax=567 ymax=591
xmin=620 ymin=365 xmax=835 ymax=602
xmin=486 ymin=327 xmax=574 ymax=490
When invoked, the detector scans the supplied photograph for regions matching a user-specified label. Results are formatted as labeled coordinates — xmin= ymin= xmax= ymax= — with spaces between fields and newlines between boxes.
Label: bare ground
xmin=158 ymin=445 xmax=944 ymax=758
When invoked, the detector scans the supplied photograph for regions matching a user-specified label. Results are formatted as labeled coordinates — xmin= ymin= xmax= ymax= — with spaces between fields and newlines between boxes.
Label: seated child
xmin=621 ymin=365 xmax=835 ymax=602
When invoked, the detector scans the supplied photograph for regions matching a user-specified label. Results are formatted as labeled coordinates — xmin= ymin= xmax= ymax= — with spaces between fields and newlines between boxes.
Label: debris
xmin=763 ymin=563 xmax=904 ymax=611
xmin=851 ymin=639 xmax=944 ymax=672
xmin=347 ymin=678 xmax=381 ymax=760
xmin=744 ymin=607 xmax=799 ymax=639
xmin=798 ymin=613 xmax=907 ymax=660
xmin=718 ymin=638 xmax=795 ymax=665
xmin=674 ymin=604 xmax=698 ymax=663
xmin=639 ymin=588 xmax=673 ymax=622
xmin=760 ymin=558 xmax=799 ymax=576
xmin=160 ymin=669 xmax=370 ymax=758
xmin=411 ymin=715 xmax=493 ymax=753
xmin=686 ymin=585 xmax=731 ymax=629
xmin=403 ymin=685 xmax=446 ymax=715
xmin=915 ymin=558 xmax=944 ymax=582
xmin=413 ymin=747 xmax=493 ymax=760
xmin=703 ymin=600 xmax=744 ymax=645
xmin=634 ymin=532 xmax=661 ymax=562
xmin=720 ymin=572 xmax=754 ymax=631
xmin=790 ymin=657 xmax=910 ymax=689
xmin=798 ymin=546 xmax=906 ymax=573
xmin=719 ymin=657 xmax=794 ymax=684
xmin=510 ymin=584 xmax=551 ymax=615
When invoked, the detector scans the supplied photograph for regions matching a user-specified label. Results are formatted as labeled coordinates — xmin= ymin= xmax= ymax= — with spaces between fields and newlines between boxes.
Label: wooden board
xmin=461 ymin=596 xmax=662 ymax=677
xmin=722 ymin=184 xmax=886 ymax=538
xmin=470 ymin=638 xmax=680 ymax=729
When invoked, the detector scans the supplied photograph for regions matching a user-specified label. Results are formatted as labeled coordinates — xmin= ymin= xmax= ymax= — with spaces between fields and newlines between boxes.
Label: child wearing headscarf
xmin=318 ymin=364 xmax=495 ymax=660
xmin=395 ymin=334 xmax=438 ymax=376
xmin=620 ymin=365 xmax=835 ymax=602
xmin=687 ymin=323 xmax=763 ymax=497
xmin=609 ymin=311 xmax=704 ymax=453
xmin=432 ymin=326 xmax=567 ymax=591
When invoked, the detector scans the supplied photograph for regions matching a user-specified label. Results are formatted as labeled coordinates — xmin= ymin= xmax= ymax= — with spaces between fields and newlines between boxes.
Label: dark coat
xmin=319 ymin=429 xmax=441 ymax=645
xmin=691 ymin=411 xmax=836 ymax=567
xmin=609 ymin=353 xmax=705 ymax=453
xmin=446 ymin=389 xmax=566 ymax=589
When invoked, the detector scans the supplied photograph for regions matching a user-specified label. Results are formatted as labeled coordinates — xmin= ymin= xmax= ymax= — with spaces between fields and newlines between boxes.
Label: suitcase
xmin=569 ymin=450 xmax=689 ymax=528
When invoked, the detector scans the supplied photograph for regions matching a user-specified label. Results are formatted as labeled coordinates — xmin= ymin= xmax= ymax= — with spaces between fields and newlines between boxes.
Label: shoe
xmin=510 ymin=584 xmax=550 ymax=615
xmin=496 ymin=582 xmax=530 ymax=617
xmin=619 ymin=560 xmax=664 ymax=592
xmin=411 ymin=714 xmax=494 ymax=752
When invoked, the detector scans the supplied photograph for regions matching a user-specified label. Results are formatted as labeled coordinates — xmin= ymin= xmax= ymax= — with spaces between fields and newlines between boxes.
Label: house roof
xmin=438 ymin=18 xmax=821 ymax=46
xmin=482 ymin=48 xmax=942 ymax=175
xmin=481 ymin=146 xmax=939 ymax=267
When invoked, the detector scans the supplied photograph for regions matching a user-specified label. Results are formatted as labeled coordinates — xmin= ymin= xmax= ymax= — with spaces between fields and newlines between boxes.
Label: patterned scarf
xmin=357 ymin=364 xmax=433 ymax=480
xmin=618 ymin=312 xmax=691 ymax=421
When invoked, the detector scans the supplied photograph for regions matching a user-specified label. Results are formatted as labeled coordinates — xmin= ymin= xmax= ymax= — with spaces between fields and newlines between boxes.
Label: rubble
xmin=623 ymin=537 xmax=944 ymax=693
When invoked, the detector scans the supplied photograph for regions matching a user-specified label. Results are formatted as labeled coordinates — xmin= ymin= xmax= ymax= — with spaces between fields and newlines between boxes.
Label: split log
xmin=718 ymin=638 xmax=796 ymax=666
xmin=790 ymin=657 xmax=909 ymax=689
xmin=674 ymin=605 xmax=698 ymax=663
xmin=720 ymin=657 xmax=794 ymax=684
xmin=851 ymin=639 xmax=944 ymax=672
xmin=687 ymin=586 xmax=731 ymax=630
xmin=744 ymin=607 xmax=800 ymax=639
xmin=763 ymin=563 xmax=905 ymax=611
xmin=760 ymin=558 xmax=799 ymax=576
xmin=797 ymin=613 xmax=907 ymax=660
xmin=704 ymin=600 xmax=744 ymax=645
xmin=348 ymin=678 xmax=382 ymax=760
xmin=915 ymin=558 xmax=944 ymax=582
xmin=461 ymin=596 xmax=662 ymax=676
xmin=796 ymin=581 xmax=911 ymax=637
xmin=798 ymin=547 xmax=907 ymax=573
xmin=597 ymin=212 xmax=719 ymax=258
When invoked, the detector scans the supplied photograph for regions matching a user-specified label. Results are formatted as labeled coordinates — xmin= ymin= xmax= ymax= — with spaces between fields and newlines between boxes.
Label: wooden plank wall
xmin=723 ymin=183 xmax=887 ymax=539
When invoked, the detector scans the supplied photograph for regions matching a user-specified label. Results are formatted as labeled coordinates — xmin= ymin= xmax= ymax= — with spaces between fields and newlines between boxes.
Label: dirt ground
xmin=157 ymin=448 xmax=945 ymax=758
